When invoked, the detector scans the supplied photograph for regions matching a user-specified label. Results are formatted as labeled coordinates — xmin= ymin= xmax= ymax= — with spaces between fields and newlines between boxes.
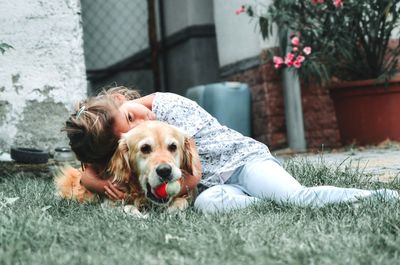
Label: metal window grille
xmin=80 ymin=0 xmax=157 ymax=95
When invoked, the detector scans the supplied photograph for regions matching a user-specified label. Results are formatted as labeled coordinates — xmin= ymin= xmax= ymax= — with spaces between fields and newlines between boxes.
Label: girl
xmin=65 ymin=86 xmax=399 ymax=213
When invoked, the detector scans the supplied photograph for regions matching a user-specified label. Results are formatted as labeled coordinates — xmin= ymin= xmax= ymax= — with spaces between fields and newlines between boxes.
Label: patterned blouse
xmin=152 ymin=92 xmax=276 ymax=187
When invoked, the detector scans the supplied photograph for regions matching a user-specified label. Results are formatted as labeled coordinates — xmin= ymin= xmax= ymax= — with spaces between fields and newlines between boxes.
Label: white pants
xmin=194 ymin=160 xmax=399 ymax=214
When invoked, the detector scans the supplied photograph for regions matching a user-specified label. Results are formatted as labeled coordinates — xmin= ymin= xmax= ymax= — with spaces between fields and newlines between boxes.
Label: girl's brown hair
xmin=98 ymin=86 xmax=141 ymax=100
xmin=64 ymin=86 xmax=141 ymax=166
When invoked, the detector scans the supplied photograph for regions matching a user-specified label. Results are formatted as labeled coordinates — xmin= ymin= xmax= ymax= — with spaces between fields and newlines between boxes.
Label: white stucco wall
xmin=0 ymin=0 xmax=87 ymax=153
xmin=213 ymin=0 xmax=277 ymax=67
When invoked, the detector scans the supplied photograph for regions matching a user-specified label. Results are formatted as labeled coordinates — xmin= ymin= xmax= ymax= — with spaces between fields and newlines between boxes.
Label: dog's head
xmin=108 ymin=120 xmax=200 ymax=205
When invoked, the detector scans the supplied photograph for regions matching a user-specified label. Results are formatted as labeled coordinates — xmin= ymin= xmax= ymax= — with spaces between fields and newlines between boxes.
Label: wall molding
xmin=165 ymin=24 xmax=216 ymax=49
xmin=219 ymin=55 xmax=261 ymax=78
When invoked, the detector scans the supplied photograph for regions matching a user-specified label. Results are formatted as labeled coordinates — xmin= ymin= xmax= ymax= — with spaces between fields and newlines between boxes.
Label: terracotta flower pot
xmin=330 ymin=76 xmax=400 ymax=145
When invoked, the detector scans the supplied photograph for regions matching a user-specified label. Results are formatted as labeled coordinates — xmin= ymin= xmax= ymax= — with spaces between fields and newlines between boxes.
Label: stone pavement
xmin=276 ymin=142 xmax=400 ymax=182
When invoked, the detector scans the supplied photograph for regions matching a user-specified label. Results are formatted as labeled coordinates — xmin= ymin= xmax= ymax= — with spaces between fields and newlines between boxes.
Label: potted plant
xmin=243 ymin=0 xmax=400 ymax=145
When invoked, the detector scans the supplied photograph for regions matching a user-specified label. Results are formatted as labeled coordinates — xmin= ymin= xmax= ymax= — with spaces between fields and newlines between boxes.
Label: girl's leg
xmin=233 ymin=160 xmax=399 ymax=207
xmin=194 ymin=184 xmax=260 ymax=214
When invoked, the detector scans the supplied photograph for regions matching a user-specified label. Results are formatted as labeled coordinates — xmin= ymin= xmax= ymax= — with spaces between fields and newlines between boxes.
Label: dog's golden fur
xmin=54 ymin=166 xmax=97 ymax=202
xmin=54 ymin=120 xmax=201 ymax=213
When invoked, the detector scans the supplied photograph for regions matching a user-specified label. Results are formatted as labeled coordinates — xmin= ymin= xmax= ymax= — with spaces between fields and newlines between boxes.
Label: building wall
xmin=163 ymin=0 xmax=214 ymax=36
xmin=0 ymin=0 xmax=87 ymax=153
xmin=162 ymin=0 xmax=219 ymax=95
xmin=166 ymin=37 xmax=219 ymax=96
xmin=213 ymin=0 xmax=341 ymax=150
xmin=223 ymin=51 xmax=342 ymax=150
xmin=301 ymin=83 xmax=341 ymax=150
xmin=214 ymin=0 xmax=264 ymax=67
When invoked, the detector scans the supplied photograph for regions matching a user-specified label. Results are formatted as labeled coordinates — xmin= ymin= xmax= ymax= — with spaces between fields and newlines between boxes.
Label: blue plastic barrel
xmin=186 ymin=82 xmax=252 ymax=136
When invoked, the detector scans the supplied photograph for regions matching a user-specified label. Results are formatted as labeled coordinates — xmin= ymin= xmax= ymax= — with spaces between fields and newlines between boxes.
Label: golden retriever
xmin=55 ymin=120 xmax=201 ymax=215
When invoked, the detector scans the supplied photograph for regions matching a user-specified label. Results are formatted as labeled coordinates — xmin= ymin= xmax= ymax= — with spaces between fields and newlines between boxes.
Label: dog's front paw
xmin=123 ymin=205 xmax=148 ymax=219
xmin=167 ymin=197 xmax=188 ymax=213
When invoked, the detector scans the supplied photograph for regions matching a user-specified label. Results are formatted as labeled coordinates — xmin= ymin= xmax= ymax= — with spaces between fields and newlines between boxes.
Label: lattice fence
xmin=80 ymin=0 xmax=155 ymax=94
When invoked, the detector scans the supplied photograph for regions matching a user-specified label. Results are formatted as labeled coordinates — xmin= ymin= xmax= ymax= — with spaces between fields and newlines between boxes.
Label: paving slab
xmin=278 ymin=145 xmax=400 ymax=182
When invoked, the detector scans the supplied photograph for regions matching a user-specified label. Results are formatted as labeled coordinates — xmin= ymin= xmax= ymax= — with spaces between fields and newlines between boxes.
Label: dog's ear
xmin=108 ymin=137 xmax=131 ymax=183
xmin=181 ymin=137 xmax=201 ymax=178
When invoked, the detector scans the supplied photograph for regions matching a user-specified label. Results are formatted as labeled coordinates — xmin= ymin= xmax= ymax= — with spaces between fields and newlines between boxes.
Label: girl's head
xmin=113 ymin=98 xmax=156 ymax=135
xmin=64 ymin=86 xmax=141 ymax=165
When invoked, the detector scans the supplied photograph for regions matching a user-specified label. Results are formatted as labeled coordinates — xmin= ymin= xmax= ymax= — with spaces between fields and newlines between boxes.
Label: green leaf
xmin=245 ymin=0 xmax=400 ymax=82
xmin=259 ymin=17 xmax=269 ymax=39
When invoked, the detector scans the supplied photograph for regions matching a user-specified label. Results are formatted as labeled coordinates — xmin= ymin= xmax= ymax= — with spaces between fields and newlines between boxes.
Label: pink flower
xmin=273 ymin=56 xmax=284 ymax=65
xmin=303 ymin=47 xmax=312 ymax=55
xmin=291 ymin=36 xmax=300 ymax=46
xmin=273 ymin=56 xmax=284 ymax=69
xmin=286 ymin=53 xmax=295 ymax=61
xmin=296 ymin=55 xmax=305 ymax=62
xmin=333 ymin=0 xmax=343 ymax=8
xmin=285 ymin=53 xmax=295 ymax=66
xmin=235 ymin=5 xmax=246 ymax=15
xmin=293 ymin=60 xmax=302 ymax=68
xmin=292 ymin=47 xmax=298 ymax=52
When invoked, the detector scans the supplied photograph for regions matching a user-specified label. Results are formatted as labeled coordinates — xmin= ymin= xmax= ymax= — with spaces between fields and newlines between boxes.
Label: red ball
xmin=154 ymin=183 xmax=168 ymax=199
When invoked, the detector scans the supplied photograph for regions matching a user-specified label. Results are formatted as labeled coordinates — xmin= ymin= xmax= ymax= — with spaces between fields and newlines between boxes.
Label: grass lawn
xmin=1 ymin=157 xmax=400 ymax=265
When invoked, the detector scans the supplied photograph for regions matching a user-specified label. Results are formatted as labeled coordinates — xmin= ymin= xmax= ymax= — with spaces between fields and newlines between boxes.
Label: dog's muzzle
xmin=156 ymin=164 xmax=173 ymax=181
xmin=145 ymin=163 xmax=180 ymax=205
xmin=146 ymin=183 xmax=169 ymax=204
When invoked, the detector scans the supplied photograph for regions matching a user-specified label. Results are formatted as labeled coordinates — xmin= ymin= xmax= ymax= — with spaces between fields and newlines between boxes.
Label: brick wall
xmin=224 ymin=51 xmax=342 ymax=151
xmin=301 ymin=84 xmax=342 ymax=150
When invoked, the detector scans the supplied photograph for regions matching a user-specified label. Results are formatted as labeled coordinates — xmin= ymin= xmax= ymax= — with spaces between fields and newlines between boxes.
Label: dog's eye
xmin=168 ymin=143 xmax=177 ymax=152
xmin=140 ymin=144 xmax=152 ymax=154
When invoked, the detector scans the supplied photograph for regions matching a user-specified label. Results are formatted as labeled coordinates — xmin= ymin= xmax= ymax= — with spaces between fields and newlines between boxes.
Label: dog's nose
xmin=156 ymin=164 xmax=172 ymax=181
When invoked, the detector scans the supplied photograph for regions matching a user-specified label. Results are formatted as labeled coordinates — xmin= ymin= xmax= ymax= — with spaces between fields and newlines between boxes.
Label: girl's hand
xmin=104 ymin=181 xmax=128 ymax=202
xmin=81 ymin=164 xmax=129 ymax=201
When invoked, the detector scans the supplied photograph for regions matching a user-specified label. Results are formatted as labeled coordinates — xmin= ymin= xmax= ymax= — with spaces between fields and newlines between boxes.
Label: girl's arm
xmin=176 ymin=145 xmax=202 ymax=197
xmin=80 ymin=164 xmax=127 ymax=201
xmin=80 ymin=164 xmax=108 ymax=194
xmin=133 ymin=94 xmax=155 ymax=110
